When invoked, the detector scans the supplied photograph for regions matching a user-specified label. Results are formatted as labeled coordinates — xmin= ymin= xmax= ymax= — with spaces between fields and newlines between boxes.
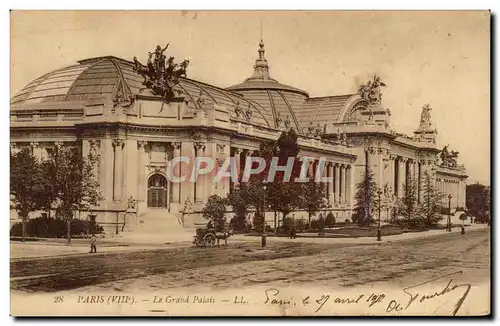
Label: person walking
xmin=289 ymin=214 xmax=297 ymax=239
xmin=89 ymin=233 xmax=97 ymax=253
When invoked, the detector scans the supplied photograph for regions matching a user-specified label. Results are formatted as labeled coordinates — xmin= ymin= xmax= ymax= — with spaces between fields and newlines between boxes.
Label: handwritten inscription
xmin=265 ymin=288 xmax=366 ymax=313
xmin=64 ymin=271 xmax=472 ymax=315
xmin=402 ymin=271 xmax=471 ymax=316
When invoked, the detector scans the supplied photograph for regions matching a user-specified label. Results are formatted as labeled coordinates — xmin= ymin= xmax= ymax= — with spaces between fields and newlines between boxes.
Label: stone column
xmin=340 ymin=164 xmax=346 ymax=204
xmin=328 ymin=163 xmax=334 ymax=206
xmin=216 ymin=144 xmax=230 ymax=197
xmin=194 ymin=141 xmax=206 ymax=203
xmin=367 ymin=147 xmax=377 ymax=182
xmin=100 ymin=139 xmax=114 ymax=202
xmin=388 ymin=155 xmax=396 ymax=198
xmin=205 ymin=142 xmax=217 ymax=198
xmin=171 ymin=142 xmax=181 ymax=203
xmin=180 ymin=140 xmax=195 ymax=205
xmin=136 ymin=141 xmax=147 ymax=202
xmin=334 ymin=163 xmax=340 ymax=204
xmin=234 ymin=148 xmax=243 ymax=185
xmin=112 ymin=139 xmax=125 ymax=201
xmin=125 ymin=139 xmax=137 ymax=201
xmin=407 ymin=160 xmax=414 ymax=184
xmin=345 ymin=165 xmax=351 ymax=205
xmin=398 ymin=157 xmax=406 ymax=198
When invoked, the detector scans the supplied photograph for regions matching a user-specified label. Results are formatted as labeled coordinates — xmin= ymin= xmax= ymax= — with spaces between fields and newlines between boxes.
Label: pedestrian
xmin=89 ymin=233 xmax=97 ymax=253
xmin=289 ymin=214 xmax=297 ymax=239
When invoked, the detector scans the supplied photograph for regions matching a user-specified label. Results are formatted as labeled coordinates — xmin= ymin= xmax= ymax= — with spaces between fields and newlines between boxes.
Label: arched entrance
xmin=147 ymin=174 xmax=169 ymax=209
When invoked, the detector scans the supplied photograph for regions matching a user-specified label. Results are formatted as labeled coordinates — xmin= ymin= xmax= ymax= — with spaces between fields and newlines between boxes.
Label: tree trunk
xmin=274 ymin=211 xmax=277 ymax=234
xmin=308 ymin=212 xmax=312 ymax=230
xmin=21 ymin=216 xmax=27 ymax=242
xmin=66 ymin=218 xmax=71 ymax=244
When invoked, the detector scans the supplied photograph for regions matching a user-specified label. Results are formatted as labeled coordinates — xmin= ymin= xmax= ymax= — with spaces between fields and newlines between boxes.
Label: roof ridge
xmin=307 ymin=93 xmax=356 ymax=100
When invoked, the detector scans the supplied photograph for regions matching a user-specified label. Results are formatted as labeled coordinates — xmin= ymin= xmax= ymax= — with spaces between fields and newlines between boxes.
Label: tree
xmin=226 ymin=182 xmax=264 ymax=231
xmin=420 ymin=171 xmax=445 ymax=226
xmin=300 ymin=177 xmax=328 ymax=229
xmin=352 ymin=168 xmax=379 ymax=226
xmin=395 ymin=176 xmax=424 ymax=227
xmin=202 ymin=195 xmax=227 ymax=230
xmin=265 ymin=130 xmax=303 ymax=227
xmin=44 ymin=146 xmax=102 ymax=243
xmin=39 ymin=148 xmax=60 ymax=219
xmin=10 ymin=148 xmax=46 ymax=242
xmin=466 ymin=183 xmax=491 ymax=223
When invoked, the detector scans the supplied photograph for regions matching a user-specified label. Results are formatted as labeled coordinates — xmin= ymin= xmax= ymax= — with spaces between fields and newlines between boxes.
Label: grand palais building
xmin=10 ymin=40 xmax=468 ymax=233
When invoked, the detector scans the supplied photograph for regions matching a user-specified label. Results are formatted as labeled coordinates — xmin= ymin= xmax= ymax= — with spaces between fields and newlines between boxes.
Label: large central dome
xmin=227 ymin=40 xmax=309 ymax=131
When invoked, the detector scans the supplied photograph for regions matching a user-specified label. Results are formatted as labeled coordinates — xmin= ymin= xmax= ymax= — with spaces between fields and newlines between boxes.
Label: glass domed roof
xmin=11 ymin=56 xmax=274 ymax=128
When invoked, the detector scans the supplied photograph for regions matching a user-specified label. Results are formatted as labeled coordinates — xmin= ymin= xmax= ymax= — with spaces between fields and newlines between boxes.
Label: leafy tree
xmin=466 ymin=183 xmax=491 ymax=223
xmin=420 ymin=171 xmax=445 ymax=226
xmin=300 ymin=177 xmax=328 ymax=229
xmin=352 ymin=168 xmax=379 ymax=226
xmin=40 ymin=148 xmax=60 ymax=219
xmin=44 ymin=146 xmax=102 ymax=243
xmin=10 ymin=148 xmax=46 ymax=242
xmin=226 ymin=182 xmax=264 ymax=231
xmin=202 ymin=195 xmax=227 ymax=230
xmin=395 ymin=176 xmax=424 ymax=228
xmin=265 ymin=130 xmax=303 ymax=226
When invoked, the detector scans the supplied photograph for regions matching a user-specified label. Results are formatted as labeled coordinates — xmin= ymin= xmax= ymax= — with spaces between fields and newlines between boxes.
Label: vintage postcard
xmin=9 ymin=10 xmax=490 ymax=317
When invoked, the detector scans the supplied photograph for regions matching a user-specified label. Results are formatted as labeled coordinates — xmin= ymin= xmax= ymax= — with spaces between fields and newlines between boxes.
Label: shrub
xmin=283 ymin=216 xmax=295 ymax=233
xmin=229 ymin=216 xmax=249 ymax=232
xmin=295 ymin=218 xmax=307 ymax=233
xmin=10 ymin=216 xmax=103 ymax=238
xmin=325 ymin=212 xmax=336 ymax=228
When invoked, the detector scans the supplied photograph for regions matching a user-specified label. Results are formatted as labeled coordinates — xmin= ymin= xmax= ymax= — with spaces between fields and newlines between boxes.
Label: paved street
xmin=11 ymin=228 xmax=489 ymax=294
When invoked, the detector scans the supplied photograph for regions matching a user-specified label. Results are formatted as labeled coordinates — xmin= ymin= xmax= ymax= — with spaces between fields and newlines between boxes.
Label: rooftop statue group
xmin=133 ymin=44 xmax=190 ymax=102
xmin=440 ymin=145 xmax=460 ymax=168
xmin=358 ymin=75 xmax=386 ymax=106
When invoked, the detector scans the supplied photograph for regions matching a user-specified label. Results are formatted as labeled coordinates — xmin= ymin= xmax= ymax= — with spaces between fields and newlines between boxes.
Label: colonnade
xmin=436 ymin=177 xmax=466 ymax=208
xmin=231 ymin=148 xmax=353 ymax=206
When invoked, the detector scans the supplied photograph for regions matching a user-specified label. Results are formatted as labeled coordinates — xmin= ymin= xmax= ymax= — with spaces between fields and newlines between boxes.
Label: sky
xmin=10 ymin=10 xmax=490 ymax=185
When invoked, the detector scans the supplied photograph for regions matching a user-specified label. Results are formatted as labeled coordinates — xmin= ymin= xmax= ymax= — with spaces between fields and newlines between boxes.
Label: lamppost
xmin=261 ymin=181 xmax=268 ymax=248
xmin=377 ymin=189 xmax=382 ymax=241
xmin=447 ymin=194 xmax=452 ymax=232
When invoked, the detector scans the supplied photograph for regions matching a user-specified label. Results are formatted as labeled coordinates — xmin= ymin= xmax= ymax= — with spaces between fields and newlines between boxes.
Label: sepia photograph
xmin=8 ymin=10 xmax=491 ymax=317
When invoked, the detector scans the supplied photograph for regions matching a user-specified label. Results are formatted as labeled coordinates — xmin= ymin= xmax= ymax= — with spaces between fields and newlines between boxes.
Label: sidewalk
xmin=233 ymin=223 xmax=489 ymax=245
xmin=11 ymin=224 xmax=488 ymax=260
xmin=10 ymin=240 xmax=191 ymax=261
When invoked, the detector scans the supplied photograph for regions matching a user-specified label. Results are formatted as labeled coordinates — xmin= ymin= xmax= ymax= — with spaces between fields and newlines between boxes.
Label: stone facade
xmin=10 ymin=42 xmax=467 ymax=232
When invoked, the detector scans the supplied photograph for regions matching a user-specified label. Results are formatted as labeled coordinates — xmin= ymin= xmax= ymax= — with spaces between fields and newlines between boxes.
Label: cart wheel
xmin=203 ymin=233 xmax=216 ymax=248
xmin=193 ymin=237 xmax=203 ymax=247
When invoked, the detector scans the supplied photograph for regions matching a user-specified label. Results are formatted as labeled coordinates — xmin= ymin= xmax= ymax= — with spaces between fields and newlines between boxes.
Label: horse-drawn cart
xmin=193 ymin=228 xmax=217 ymax=248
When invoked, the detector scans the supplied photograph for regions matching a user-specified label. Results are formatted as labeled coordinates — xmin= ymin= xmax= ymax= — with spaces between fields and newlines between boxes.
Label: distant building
xmin=10 ymin=40 xmax=467 ymax=232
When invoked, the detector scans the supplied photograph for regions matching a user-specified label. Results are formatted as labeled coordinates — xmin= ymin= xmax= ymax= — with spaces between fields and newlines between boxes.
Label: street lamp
xmin=377 ymin=189 xmax=382 ymax=241
xmin=261 ymin=181 xmax=268 ymax=248
xmin=447 ymin=194 xmax=452 ymax=232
